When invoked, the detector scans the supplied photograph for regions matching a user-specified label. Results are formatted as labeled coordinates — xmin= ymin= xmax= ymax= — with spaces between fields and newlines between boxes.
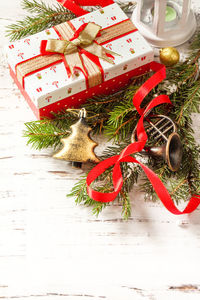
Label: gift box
xmin=5 ymin=3 xmax=154 ymax=119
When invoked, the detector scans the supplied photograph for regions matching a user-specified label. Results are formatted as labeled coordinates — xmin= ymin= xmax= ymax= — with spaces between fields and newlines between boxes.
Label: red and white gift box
xmin=5 ymin=3 xmax=154 ymax=119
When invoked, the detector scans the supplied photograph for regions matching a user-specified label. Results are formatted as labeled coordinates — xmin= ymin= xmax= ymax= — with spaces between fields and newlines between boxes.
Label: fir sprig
xmin=23 ymin=109 xmax=81 ymax=149
xmin=67 ymin=35 xmax=200 ymax=217
xmin=105 ymin=85 xmax=139 ymax=141
xmin=6 ymin=0 xmax=75 ymax=41
xmin=23 ymin=120 xmax=69 ymax=150
xmin=67 ymin=175 xmax=109 ymax=217
xmin=12 ymin=0 xmax=200 ymax=218
xmin=6 ymin=0 xmax=135 ymax=41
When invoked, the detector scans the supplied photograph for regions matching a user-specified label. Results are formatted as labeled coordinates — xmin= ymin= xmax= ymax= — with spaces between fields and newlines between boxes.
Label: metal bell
xmin=131 ymin=113 xmax=182 ymax=172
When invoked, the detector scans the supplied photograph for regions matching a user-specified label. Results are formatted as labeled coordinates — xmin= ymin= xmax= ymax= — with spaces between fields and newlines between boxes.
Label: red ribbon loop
xmin=57 ymin=0 xmax=114 ymax=16
xmin=86 ymin=62 xmax=200 ymax=215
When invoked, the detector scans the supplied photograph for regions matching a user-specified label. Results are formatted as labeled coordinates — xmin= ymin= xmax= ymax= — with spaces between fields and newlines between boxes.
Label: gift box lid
xmin=5 ymin=3 xmax=154 ymax=110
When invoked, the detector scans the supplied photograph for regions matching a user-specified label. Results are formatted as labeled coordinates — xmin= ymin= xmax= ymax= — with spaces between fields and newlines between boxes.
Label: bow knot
xmin=41 ymin=22 xmax=119 ymax=76
xmin=46 ymin=23 xmax=102 ymax=55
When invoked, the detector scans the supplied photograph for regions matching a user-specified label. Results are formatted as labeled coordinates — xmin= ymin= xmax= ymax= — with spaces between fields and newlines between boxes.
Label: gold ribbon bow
xmin=16 ymin=19 xmax=136 ymax=89
xmin=45 ymin=22 xmax=119 ymax=77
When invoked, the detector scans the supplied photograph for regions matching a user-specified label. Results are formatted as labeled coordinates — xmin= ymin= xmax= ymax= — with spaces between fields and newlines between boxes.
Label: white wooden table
xmin=0 ymin=1 xmax=200 ymax=299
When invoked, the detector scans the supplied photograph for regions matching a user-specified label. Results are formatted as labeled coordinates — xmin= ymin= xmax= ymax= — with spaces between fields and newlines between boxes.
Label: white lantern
xmin=131 ymin=0 xmax=196 ymax=47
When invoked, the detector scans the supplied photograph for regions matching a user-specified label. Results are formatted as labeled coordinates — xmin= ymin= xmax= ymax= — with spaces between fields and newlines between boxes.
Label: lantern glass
xmin=140 ymin=0 xmax=154 ymax=27
xmin=132 ymin=0 xmax=196 ymax=47
xmin=140 ymin=0 xmax=187 ymax=29
xmin=163 ymin=0 xmax=183 ymax=30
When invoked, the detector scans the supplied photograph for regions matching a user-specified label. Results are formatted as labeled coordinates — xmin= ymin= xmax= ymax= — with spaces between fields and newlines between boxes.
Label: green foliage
xmin=6 ymin=0 xmax=75 ymax=41
xmin=121 ymin=191 xmax=131 ymax=220
xmin=23 ymin=120 xmax=68 ymax=150
xmin=67 ymin=142 xmax=141 ymax=219
xmin=139 ymin=73 xmax=200 ymax=204
xmin=10 ymin=0 xmax=200 ymax=219
xmin=6 ymin=0 xmax=135 ymax=41
xmin=23 ymin=109 xmax=79 ymax=149
xmin=67 ymin=176 xmax=108 ymax=217
xmin=69 ymin=35 xmax=200 ymax=217
xmin=105 ymin=85 xmax=139 ymax=141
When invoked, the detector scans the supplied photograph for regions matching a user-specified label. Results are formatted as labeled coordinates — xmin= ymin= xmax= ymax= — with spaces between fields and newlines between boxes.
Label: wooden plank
xmin=0 ymin=1 xmax=200 ymax=299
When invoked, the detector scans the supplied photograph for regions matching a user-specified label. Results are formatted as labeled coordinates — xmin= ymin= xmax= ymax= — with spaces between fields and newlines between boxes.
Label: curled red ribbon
xmin=86 ymin=61 xmax=200 ymax=215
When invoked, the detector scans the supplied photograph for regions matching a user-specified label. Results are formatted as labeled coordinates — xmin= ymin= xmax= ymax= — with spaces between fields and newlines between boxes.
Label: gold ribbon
xmin=47 ymin=23 xmax=101 ymax=53
xmin=16 ymin=19 xmax=136 ymax=89
xmin=46 ymin=23 xmax=119 ymax=65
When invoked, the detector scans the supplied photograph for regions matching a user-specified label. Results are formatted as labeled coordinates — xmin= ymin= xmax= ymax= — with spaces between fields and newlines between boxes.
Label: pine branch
xmin=23 ymin=85 xmax=140 ymax=151
xmin=166 ymin=35 xmax=200 ymax=86
xmin=23 ymin=48 xmax=200 ymax=217
xmin=67 ymin=142 xmax=141 ymax=219
xmin=23 ymin=120 xmax=70 ymax=150
xmin=6 ymin=0 xmax=75 ymax=41
xmin=17 ymin=0 xmax=200 ymax=218
xmin=23 ymin=109 xmax=80 ymax=149
xmin=120 ymin=190 xmax=131 ymax=220
xmin=176 ymin=82 xmax=200 ymax=125
xmin=22 ymin=0 xmax=61 ymax=14
xmin=74 ymin=33 xmax=200 ymax=215
xmin=67 ymin=175 xmax=108 ymax=217
xmin=104 ymin=85 xmax=139 ymax=141
xmin=6 ymin=0 xmax=136 ymax=41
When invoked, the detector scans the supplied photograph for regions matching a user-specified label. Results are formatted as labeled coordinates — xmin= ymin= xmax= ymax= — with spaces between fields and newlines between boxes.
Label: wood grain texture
xmin=0 ymin=1 xmax=200 ymax=299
